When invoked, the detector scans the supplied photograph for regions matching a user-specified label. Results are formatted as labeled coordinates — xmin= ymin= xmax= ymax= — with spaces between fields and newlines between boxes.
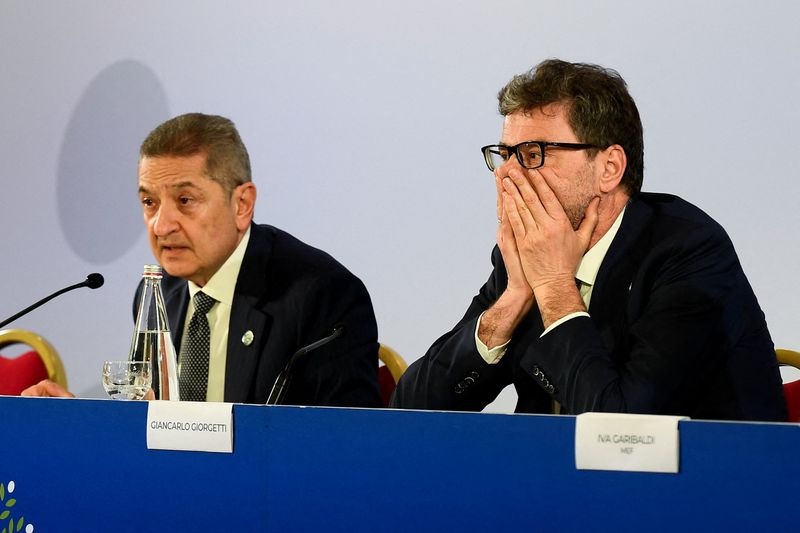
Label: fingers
xmin=504 ymin=174 xmax=548 ymax=227
xmin=21 ymin=379 xmax=75 ymax=398
xmin=495 ymin=175 xmax=504 ymax=222
xmin=507 ymin=169 xmax=563 ymax=223
xmin=496 ymin=204 xmax=534 ymax=298
xmin=497 ymin=210 xmax=517 ymax=254
xmin=502 ymin=191 xmax=528 ymax=242
xmin=527 ymin=168 xmax=568 ymax=220
xmin=576 ymin=196 xmax=601 ymax=252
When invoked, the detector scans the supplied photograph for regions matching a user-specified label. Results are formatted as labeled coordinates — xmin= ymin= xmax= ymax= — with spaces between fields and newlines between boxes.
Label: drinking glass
xmin=102 ymin=361 xmax=152 ymax=400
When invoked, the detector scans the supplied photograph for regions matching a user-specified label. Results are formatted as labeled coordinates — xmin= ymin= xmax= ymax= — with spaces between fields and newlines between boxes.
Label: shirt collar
xmin=575 ymin=206 xmax=626 ymax=287
xmin=187 ymin=226 xmax=251 ymax=307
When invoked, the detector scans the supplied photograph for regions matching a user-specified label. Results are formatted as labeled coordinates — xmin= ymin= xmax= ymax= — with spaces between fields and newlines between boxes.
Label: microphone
xmin=266 ymin=325 xmax=345 ymax=405
xmin=0 ymin=273 xmax=105 ymax=329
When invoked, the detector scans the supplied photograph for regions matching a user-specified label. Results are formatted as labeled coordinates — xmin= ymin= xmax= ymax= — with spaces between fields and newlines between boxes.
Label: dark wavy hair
xmin=498 ymin=59 xmax=643 ymax=195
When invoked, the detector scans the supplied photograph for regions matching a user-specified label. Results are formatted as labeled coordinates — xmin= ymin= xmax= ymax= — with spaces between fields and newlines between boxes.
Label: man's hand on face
xmin=496 ymin=175 xmax=535 ymax=304
xmin=475 ymin=175 xmax=537 ymax=350
xmin=21 ymin=379 xmax=75 ymax=398
xmin=501 ymin=168 xmax=599 ymax=328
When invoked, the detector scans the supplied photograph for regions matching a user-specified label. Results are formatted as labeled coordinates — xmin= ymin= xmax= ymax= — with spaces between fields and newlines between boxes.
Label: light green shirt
xmin=181 ymin=227 xmax=251 ymax=401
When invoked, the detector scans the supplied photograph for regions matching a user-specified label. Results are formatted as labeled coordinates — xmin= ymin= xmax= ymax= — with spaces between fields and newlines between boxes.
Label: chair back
xmin=776 ymin=349 xmax=800 ymax=422
xmin=0 ymin=329 xmax=67 ymax=395
xmin=378 ymin=343 xmax=407 ymax=407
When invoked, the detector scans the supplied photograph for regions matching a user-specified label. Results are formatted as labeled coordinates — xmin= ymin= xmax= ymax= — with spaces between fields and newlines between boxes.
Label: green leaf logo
xmin=0 ymin=481 xmax=32 ymax=533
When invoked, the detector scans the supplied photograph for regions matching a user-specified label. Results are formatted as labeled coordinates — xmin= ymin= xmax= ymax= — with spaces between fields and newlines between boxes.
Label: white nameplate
xmin=146 ymin=401 xmax=233 ymax=453
xmin=575 ymin=412 xmax=688 ymax=473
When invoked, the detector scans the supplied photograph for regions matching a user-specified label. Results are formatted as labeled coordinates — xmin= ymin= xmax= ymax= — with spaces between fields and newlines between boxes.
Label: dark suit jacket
xmin=392 ymin=193 xmax=786 ymax=421
xmin=137 ymin=223 xmax=381 ymax=407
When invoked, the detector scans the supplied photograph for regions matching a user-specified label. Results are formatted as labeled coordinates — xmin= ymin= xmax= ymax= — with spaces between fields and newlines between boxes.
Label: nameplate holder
xmin=147 ymin=401 xmax=233 ymax=453
xmin=575 ymin=412 xmax=688 ymax=473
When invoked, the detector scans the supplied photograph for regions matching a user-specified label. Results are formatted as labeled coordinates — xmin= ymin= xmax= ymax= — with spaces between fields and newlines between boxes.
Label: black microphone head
xmin=86 ymin=273 xmax=105 ymax=289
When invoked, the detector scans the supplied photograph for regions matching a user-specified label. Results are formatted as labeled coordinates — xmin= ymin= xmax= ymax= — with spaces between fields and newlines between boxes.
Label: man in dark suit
xmin=137 ymin=113 xmax=380 ymax=406
xmin=27 ymin=113 xmax=381 ymax=407
xmin=155 ymin=222 xmax=380 ymax=406
xmin=391 ymin=60 xmax=786 ymax=421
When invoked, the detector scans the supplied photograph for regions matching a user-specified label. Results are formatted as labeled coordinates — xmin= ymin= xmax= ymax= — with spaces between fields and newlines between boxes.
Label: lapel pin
xmin=242 ymin=330 xmax=254 ymax=346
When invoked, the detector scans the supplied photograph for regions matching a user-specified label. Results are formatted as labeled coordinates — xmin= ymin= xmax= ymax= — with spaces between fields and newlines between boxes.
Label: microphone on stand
xmin=0 ymin=273 xmax=105 ymax=329
xmin=266 ymin=325 xmax=345 ymax=405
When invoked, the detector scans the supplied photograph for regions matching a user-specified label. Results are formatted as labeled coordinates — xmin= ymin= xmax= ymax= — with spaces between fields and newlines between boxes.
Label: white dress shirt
xmin=179 ymin=227 xmax=251 ymax=401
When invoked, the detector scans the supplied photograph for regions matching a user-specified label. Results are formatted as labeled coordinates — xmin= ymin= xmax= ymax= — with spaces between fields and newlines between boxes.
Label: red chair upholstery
xmin=0 ymin=350 xmax=49 ymax=395
xmin=0 ymin=329 xmax=66 ymax=395
xmin=776 ymin=349 xmax=800 ymax=423
xmin=783 ymin=379 xmax=800 ymax=423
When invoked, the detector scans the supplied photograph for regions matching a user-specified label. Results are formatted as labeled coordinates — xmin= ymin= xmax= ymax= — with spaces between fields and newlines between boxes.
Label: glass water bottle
xmin=128 ymin=265 xmax=180 ymax=400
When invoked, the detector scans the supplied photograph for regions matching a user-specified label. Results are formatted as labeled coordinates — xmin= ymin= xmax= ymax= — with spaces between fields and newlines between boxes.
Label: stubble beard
xmin=565 ymin=197 xmax=592 ymax=230
xmin=564 ymin=165 xmax=596 ymax=230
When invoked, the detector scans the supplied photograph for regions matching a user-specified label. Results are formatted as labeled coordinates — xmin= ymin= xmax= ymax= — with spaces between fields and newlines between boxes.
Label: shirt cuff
xmin=475 ymin=311 xmax=510 ymax=364
xmin=540 ymin=311 xmax=590 ymax=337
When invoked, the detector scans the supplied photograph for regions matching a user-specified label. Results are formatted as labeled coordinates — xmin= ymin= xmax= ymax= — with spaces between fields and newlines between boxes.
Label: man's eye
xmin=522 ymin=150 xmax=542 ymax=164
xmin=179 ymin=196 xmax=193 ymax=205
xmin=492 ymin=149 xmax=510 ymax=160
xmin=141 ymin=198 xmax=154 ymax=208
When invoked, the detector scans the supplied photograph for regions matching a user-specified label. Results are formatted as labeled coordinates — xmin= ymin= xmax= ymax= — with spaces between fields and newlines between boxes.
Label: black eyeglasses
xmin=481 ymin=141 xmax=598 ymax=171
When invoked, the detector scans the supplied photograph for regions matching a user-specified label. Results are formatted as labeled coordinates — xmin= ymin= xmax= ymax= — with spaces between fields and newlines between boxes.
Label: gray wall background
xmin=2 ymin=1 xmax=798 ymax=410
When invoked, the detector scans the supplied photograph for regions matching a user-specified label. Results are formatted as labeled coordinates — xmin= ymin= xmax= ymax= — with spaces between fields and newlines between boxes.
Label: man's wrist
xmin=478 ymin=289 xmax=533 ymax=349
xmin=534 ymin=278 xmax=585 ymax=329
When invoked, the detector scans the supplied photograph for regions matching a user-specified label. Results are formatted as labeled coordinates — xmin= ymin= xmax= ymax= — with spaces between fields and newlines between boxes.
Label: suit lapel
xmin=589 ymin=197 xmax=653 ymax=353
xmin=162 ymin=280 xmax=189 ymax=353
xmin=223 ymin=224 xmax=276 ymax=403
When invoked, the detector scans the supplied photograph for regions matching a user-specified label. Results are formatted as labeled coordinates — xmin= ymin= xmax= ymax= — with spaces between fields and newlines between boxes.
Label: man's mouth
xmin=160 ymin=244 xmax=187 ymax=253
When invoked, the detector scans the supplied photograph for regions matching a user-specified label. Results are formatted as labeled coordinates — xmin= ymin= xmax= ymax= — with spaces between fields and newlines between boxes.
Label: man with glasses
xmin=391 ymin=59 xmax=786 ymax=421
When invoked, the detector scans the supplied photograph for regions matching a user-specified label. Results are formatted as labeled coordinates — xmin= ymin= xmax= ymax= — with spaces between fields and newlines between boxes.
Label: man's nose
xmin=497 ymin=153 xmax=523 ymax=176
xmin=152 ymin=204 xmax=178 ymax=236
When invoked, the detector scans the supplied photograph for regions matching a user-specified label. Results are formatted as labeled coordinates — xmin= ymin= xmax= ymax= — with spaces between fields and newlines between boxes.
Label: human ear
xmin=597 ymin=145 xmax=626 ymax=194
xmin=233 ymin=182 xmax=257 ymax=230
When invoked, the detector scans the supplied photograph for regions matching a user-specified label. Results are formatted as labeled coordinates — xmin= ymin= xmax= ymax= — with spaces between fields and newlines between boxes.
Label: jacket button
xmin=464 ymin=376 xmax=475 ymax=385
xmin=470 ymin=371 xmax=479 ymax=379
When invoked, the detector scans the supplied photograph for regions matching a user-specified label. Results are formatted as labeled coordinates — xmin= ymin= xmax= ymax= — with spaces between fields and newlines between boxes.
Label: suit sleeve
xmin=390 ymin=247 xmax=515 ymax=411
xmin=286 ymin=267 xmax=382 ymax=408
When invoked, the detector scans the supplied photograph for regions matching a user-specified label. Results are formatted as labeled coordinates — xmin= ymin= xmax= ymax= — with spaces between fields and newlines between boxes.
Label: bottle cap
xmin=143 ymin=264 xmax=163 ymax=278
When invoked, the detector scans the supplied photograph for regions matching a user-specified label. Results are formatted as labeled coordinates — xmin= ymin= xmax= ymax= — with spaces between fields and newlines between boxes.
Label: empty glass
xmin=102 ymin=361 xmax=152 ymax=400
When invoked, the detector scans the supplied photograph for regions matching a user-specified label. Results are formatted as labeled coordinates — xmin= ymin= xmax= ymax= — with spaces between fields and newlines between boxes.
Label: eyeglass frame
xmin=481 ymin=141 xmax=599 ymax=171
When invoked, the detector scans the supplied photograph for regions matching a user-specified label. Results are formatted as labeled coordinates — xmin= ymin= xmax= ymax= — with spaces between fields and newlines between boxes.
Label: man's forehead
xmin=138 ymin=153 xmax=208 ymax=173
xmin=138 ymin=154 xmax=213 ymax=188
xmin=138 ymin=179 xmax=203 ymax=193
xmin=501 ymin=104 xmax=574 ymax=141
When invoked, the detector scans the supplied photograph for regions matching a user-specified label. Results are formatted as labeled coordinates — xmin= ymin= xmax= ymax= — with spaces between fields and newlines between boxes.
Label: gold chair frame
xmin=776 ymin=349 xmax=800 ymax=371
xmin=378 ymin=343 xmax=407 ymax=383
